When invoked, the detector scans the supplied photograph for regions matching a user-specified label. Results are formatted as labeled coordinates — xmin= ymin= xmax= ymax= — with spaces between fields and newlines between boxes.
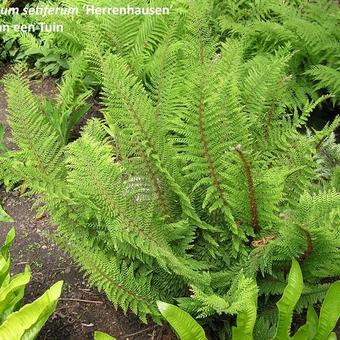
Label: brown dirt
xmin=0 ymin=189 xmax=157 ymax=340
xmin=0 ymin=63 xmax=167 ymax=340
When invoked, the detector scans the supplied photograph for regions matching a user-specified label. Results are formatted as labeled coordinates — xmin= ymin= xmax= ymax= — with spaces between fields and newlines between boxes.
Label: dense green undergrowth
xmin=0 ymin=1 xmax=339 ymax=339
xmin=1 ymin=0 xmax=340 ymax=101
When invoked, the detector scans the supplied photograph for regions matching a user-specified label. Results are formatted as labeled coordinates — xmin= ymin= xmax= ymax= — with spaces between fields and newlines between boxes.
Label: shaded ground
xmin=0 ymin=64 xmax=164 ymax=339
xmin=0 ymin=189 xmax=157 ymax=340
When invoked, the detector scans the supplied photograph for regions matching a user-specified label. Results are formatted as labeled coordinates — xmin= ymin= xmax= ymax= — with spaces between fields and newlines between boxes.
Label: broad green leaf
xmin=157 ymin=301 xmax=207 ymax=340
xmin=43 ymin=63 xmax=58 ymax=75
xmin=274 ymin=259 xmax=303 ymax=340
xmin=94 ymin=331 xmax=116 ymax=340
xmin=66 ymin=103 xmax=91 ymax=142
xmin=1 ymin=228 xmax=15 ymax=258
xmin=327 ymin=332 xmax=337 ymax=340
xmin=0 ymin=266 xmax=31 ymax=323
xmin=0 ymin=205 xmax=13 ymax=223
xmin=0 ymin=229 xmax=15 ymax=287
xmin=232 ymin=287 xmax=257 ymax=340
xmin=0 ymin=280 xmax=63 ymax=340
xmin=292 ymin=306 xmax=318 ymax=339
xmin=58 ymin=59 xmax=69 ymax=69
xmin=314 ymin=281 xmax=340 ymax=340
xmin=0 ymin=256 xmax=10 ymax=294
xmin=24 ymin=48 xmax=42 ymax=56
xmin=40 ymin=54 xmax=60 ymax=63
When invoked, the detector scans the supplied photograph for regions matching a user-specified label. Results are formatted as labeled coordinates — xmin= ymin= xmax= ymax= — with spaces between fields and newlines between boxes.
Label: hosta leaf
xmin=0 ymin=255 xmax=10 ymax=291
xmin=0 ymin=229 xmax=15 ymax=287
xmin=94 ymin=331 xmax=116 ymax=340
xmin=157 ymin=301 xmax=207 ymax=340
xmin=292 ymin=305 xmax=318 ymax=339
xmin=274 ymin=259 xmax=303 ymax=340
xmin=0 ymin=266 xmax=31 ymax=323
xmin=1 ymin=228 xmax=15 ymax=258
xmin=327 ymin=332 xmax=337 ymax=340
xmin=0 ymin=280 xmax=63 ymax=339
xmin=314 ymin=281 xmax=340 ymax=340
xmin=0 ymin=205 xmax=13 ymax=223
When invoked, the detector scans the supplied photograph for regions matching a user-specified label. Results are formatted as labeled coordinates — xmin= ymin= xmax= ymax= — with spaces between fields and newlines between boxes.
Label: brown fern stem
xmin=198 ymin=82 xmax=227 ymax=206
xmin=195 ymin=17 xmax=228 ymax=207
xmin=235 ymin=144 xmax=259 ymax=233
xmin=154 ymin=42 xmax=168 ymax=122
xmin=140 ymin=150 xmax=169 ymax=217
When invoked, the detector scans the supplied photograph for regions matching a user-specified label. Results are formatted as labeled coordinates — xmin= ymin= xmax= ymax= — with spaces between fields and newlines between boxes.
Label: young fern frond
xmin=2 ymin=67 xmax=64 ymax=190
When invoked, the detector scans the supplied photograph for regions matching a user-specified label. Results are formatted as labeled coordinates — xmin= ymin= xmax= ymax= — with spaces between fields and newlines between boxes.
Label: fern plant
xmin=0 ymin=0 xmax=339 ymax=337
xmin=0 ymin=4 xmax=62 ymax=74
xmin=10 ymin=0 xmax=205 ymax=88
xmin=0 ymin=11 xmax=25 ymax=64
xmin=216 ymin=0 xmax=340 ymax=105
xmin=42 ymin=55 xmax=92 ymax=144
xmin=314 ymin=133 xmax=340 ymax=191
xmin=11 ymin=0 xmax=340 ymax=107
xmin=0 ymin=124 xmax=7 ymax=155
xmin=0 ymin=59 xmax=90 ymax=174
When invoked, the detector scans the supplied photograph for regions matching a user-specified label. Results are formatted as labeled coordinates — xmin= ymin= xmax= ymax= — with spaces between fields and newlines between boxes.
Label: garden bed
xmin=1 ymin=1 xmax=339 ymax=339
xmin=0 ymin=67 xmax=160 ymax=340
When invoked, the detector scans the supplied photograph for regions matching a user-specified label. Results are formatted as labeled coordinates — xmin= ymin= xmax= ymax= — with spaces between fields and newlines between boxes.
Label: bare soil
xmin=0 ymin=189 xmax=157 ymax=340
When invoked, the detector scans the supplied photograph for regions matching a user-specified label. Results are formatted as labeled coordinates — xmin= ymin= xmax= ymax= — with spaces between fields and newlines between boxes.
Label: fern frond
xmin=3 ymin=66 xmax=65 ymax=189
